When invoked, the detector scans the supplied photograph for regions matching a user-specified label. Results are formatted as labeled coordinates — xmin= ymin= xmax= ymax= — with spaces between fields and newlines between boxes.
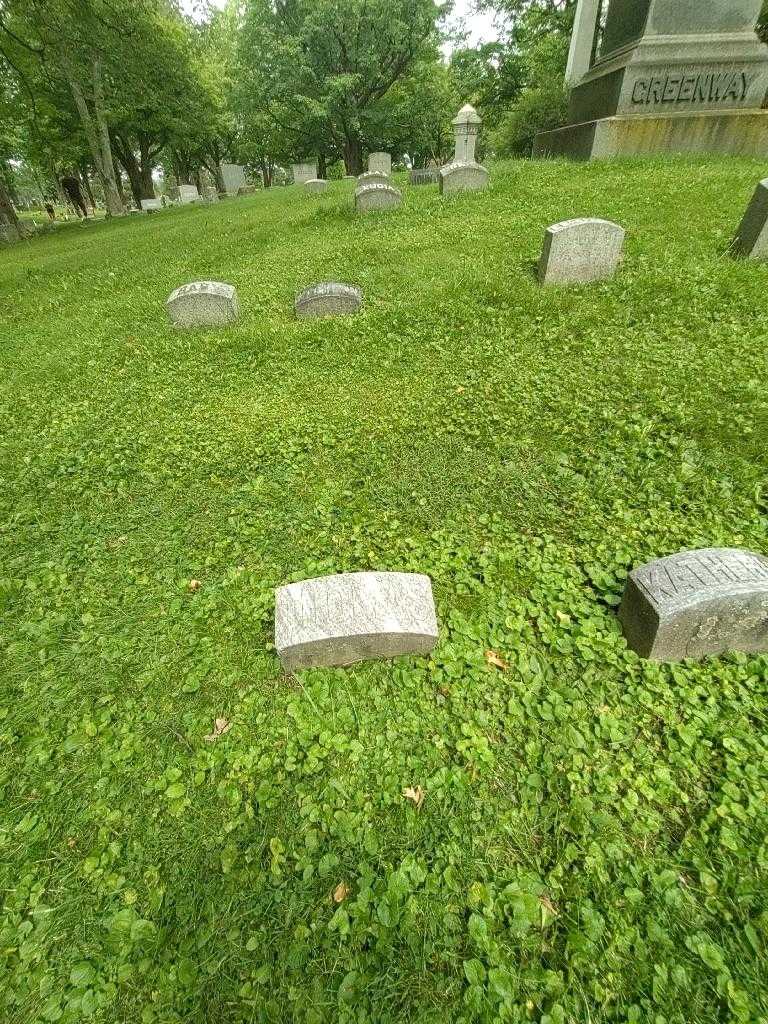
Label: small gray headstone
xmin=177 ymin=184 xmax=200 ymax=205
xmin=538 ymin=218 xmax=625 ymax=286
xmin=142 ymin=198 xmax=163 ymax=212
xmin=304 ymin=178 xmax=329 ymax=194
xmin=295 ymin=282 xmax=362 ymax=319
xmin=355 ymin=183 xmax=402 ymax=213
xmin=293 ymin=161 xmax=317 ymax=185
xmin=409 ymin=168 xmax=439 ymax=185
xmin=275 ymin=571 xmax=439 ymax=671
xmin=619 ymin=548 xmax=768 ymax=661
xmin=731 ymin=178 xmax=768 ymax=260
xmin=356 ymin=171 xmax=391 ymax=188
xmin=220 ymin=162 xmax=247 ymax=196
xmin=166 ymin=281 xmax=239 ymax=329
xmin=368 ymin=152 xmax=392 ymax=176
xmin=237 ymin=184 xmax=256 ymax=196
xmin=439 ymin=162 xmax=489 ymax=195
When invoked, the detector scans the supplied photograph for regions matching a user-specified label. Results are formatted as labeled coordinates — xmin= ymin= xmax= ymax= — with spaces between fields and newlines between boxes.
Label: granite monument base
xmin=534 ymin=109 xmax=768 ymax=161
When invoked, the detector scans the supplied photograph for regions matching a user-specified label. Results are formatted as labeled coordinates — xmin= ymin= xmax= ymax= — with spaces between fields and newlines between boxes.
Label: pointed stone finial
xmin=453 ymin=103 xmax=482 ymax=126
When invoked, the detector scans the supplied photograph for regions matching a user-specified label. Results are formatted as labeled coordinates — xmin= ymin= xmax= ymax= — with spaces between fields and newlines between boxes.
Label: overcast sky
xmin=179 ymin=0 xmax=501 ymax=52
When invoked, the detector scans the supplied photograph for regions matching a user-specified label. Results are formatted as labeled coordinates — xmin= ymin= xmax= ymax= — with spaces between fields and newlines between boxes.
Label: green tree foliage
xmin=449 ymin=42 xmax=524 ymax=128
xmin=237 ymin=0 xmax=445 ymax=174
xmin=373 ymin=59 xmax=460 ymax=167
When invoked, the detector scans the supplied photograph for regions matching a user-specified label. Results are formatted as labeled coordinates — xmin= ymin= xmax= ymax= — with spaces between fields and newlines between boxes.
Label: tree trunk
xmin=112 ymin=157 xmax=126 ymax=203
xmin=0 ymin=179 xmax=22 ymax=242
xmin=79 ymin=164 xmax=96 ymax=210
xmin=317 ymin=152 xmax=327 ymax=179
xmin=63 ymin=54 xmax=124 ymax=216
xmin=343 ymin=137 xmax=363 ymax=175
xmin=137 ymin=134 xmax=157 ymax=199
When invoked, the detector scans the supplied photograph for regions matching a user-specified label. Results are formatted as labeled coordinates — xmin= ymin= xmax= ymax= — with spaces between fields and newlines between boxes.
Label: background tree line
xmin=1 ymin=0 xmax=767 ymax=239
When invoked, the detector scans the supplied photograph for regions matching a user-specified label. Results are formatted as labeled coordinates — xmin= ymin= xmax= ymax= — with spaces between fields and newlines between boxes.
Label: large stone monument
xmin=534 ymin=0 xmax=768 ymax=160
xmin=219 ymin=163 xmax=247 ymax=196
xmin=439 ymin=104 xmax=489 ymax=194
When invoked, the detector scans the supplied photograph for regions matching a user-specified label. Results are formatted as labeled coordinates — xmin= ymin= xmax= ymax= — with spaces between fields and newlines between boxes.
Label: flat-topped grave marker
xmin=619 ymin=548 xmax=768 ymax=661
xmin=538 ymin=217 xmax=625 ymax=285
xmin=142 ymin=198 xmax=162 ymax=212
xmin=409 ymin=168 xmax=439 ymax=185
xmin=295 ymin=282 xmax=362 ymax=319
xmin=304 ymin=178 xmax=329 ymax=194
xmin=177 ymin=184 xmax=200 ymax=204
xmin=731 ymin=178 xmax=768 ymax=260
xmin=368 ymin=152 xmax=392 ymax=175
xmin=275 ymin=571 xmax=439 ymax=671
xmin=440 ymin=104 xmax=489 ymax=194
xmin=220 ymin=162 xmax=247 ymax=196
xmin=293 ymin=161 xmax=317 ymax=185
xmin=166 ymin=281 xmax=239 ymax=329
xmin=355 ymin=183 xmax=402 ymax=213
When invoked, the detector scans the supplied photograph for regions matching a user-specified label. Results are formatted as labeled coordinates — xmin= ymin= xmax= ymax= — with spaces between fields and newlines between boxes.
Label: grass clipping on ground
xmin=1 ymin=156 xmax=767 ymax=1023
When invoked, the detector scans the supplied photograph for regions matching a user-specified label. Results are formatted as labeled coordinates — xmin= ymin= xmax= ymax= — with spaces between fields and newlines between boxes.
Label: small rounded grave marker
xmin=166 ymin=281 xmax=239 ymax=329
xmin=355 ymin=183 xmax=402 ymax=213
xmin=304 ymin=178 xmax=329 ymax=194
xmin=275 ymin=571 xmax=439 ymax=671
xmin=295 ymin=282 xmax=362 ymax=319
xmin=619 ymin=547 xmax=768 ymax=661
xmin=538 ymin=218 xmax=625 ymax=286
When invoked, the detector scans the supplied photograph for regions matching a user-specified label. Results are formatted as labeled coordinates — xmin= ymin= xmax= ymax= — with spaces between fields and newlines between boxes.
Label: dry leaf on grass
xmin=402 ymin=785 xmax=425 ymax=810
xmin=539 ymin=894 xmax=558 ymax=917
xmin=203 ymin=717 xmax=232 ymax=742
xmin=332 ymin=881 xmax=350 ymax=903
xmin=188 ymin=579 xmax=201 ymax=592
xmin=484 ymin=649 xmax=508 ymax=671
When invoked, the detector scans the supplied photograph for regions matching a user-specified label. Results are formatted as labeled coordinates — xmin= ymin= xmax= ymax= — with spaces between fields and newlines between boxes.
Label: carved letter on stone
xmin=166 ymin=281 xmax=239 ymax=328
xmin=619 ymin=548 xmax=768 ymax=661
xmin=275 ymin=571 xmax=439 ymax=670
xmin=538 ymin=218 xmax=625 ymax=286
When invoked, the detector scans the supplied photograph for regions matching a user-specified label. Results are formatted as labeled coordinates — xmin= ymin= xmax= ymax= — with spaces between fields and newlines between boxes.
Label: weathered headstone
xmin=731 ymin=178 xmax=768 ymax=260
xmin=178 ymin=184 xmax=200 ymax=204
xmin=439 ymin=104 xmax=489 ymax=195
xmin=166 ymin=281 xmax=239 ymax=329
xmin=538 ymin=218 xmax=625 ymax=285
xmin=535 ymin=0 xmax=768 ymax=160
xmin=293 ymin=161 xmax=317 ymax=185
xmin=368 ymin=152 xmax=392 ymax=176
xmin=409 ymin=167 xmax=439 ymax=185
xmin=356 ymin=171 xmax=391 ymax=188
xmin=202 ymin=187 xmax=219 ymax=203
xmin=295 ymin=282 xmax=363 ymax=318
xmin=142 ymin=198 xmax=163 ymax=212
xmin=237 ymin=184 xmax=256 ymax=196
xmin=619 ymin=548 xmax=768 ymax=661
xmin=275 ymin=571 xmax=439 ymax=671
xmin=304 ymin=178 xmax=329 ymax=194
xmin=220 ymin=162 xmax=247 ymax=196
xmin=343 ymin=175 xmax=357 ymax=182
xmin=355 ymin=183 xmax=402 ymax=213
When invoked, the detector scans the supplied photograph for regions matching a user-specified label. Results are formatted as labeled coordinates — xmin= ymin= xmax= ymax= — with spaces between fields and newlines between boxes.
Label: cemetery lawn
xmin=2 ymin=156 xmax=768 ymax=1024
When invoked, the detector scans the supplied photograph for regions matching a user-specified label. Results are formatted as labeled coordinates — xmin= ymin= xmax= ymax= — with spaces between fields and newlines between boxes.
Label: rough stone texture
xmin=237 ymin=185 xmax=256 ymax=196
xmin=368 ymin=152 xmax=392 ymax=175
xmin=177 ymin=184 xmax=200 ymax=204
xmin=409 ymin=168 xmax=439 ymax=185
xmin=220 ymin=162 xmax=247 ymax=195
xmin=304 ymin=178 xmax=329 ymax=194
xmin=275 ymin=571 xmax=439 ymax=671
xmin=537 ymin=0 xmax=768 ymax=160
xmin=354 ymin=183 xmax=402 ymax=213
xmin=293 ymin=161 xmax=317 ymax=185
xmin=731 ymin=178 xmax=768 ymax=260
xmin=202 ymin=187 xmax=219 ymax=203
xmin=295 ymin=282 xmax=362 ymax=319
xmin=166 ymin=281 xmax=239 ymax=329
xmin=142 ymin=198 xmax=162 ymax=212
xmin=538 ymin=218 xmax=625 ymax=286
xmin=356 ymin=171 xmax=391 ymax=188
xmin=439 ymin=104 xmax=489 ymax=194
xmin=619 ymin=548 xmax=768 ymax=661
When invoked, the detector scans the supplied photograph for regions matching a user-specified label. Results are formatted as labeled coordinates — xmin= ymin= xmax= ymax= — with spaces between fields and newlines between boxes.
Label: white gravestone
xmin=409 ymin=168 xmax=439 ymax=185
xmin=356 ymin=171 xmax=391 ymax=188
xmin=293 ymin=161 xmax=317 ymax=185
xmin=166 ymin=281 xmax=239 ymax=329
xmin=177 ymin=184 xmax=200 ymax=205
xmin=304 ymin=178 xmax=329 ymax=194
xmin=439 ymin=104 xmax=489 ymax=195
xmin=619 ymin=548 xmax=768 ymax=661
xmin=538 ymin=218 xmax=625 ymax=285
xmin=142 ymin=198 xmax=162 ymax=212
xmin=220 ymin=163 xmax=247 ymax=196
xmin=355 ymin=183 xmax=402 ymax=213
xmin=731 ymin=178 xmax=768 ymax=260
xmin=295 ymin=282 xmax=362 ymax=318
xmin=368 ymin=152 xmax=392 ymax=175
xmin=275 ymin=571 xmax=439 ymax=671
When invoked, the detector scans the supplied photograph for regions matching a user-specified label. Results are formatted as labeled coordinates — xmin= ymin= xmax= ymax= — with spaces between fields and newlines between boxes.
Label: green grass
xmin=1 ymin=156 xmax=768 ymax=1024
